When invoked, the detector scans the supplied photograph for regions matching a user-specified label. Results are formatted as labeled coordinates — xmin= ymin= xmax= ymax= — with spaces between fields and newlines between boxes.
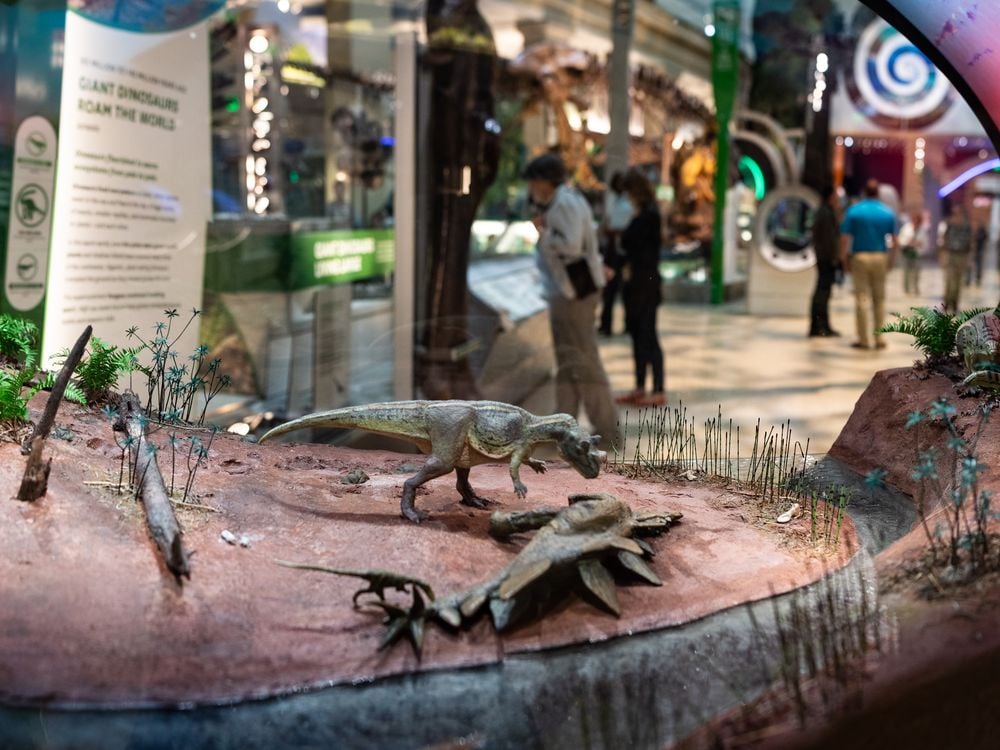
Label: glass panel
xmin=205 ymin=0 xmax=397 ymax=414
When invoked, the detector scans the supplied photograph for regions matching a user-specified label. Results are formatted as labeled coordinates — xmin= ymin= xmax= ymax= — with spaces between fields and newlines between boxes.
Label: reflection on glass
xmin=767 ymin=198 xmax=814 ymax=254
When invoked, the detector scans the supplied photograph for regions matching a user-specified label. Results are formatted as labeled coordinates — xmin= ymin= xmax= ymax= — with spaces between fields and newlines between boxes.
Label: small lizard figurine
xmin=259 ymin=400 xmax=606 ymax=522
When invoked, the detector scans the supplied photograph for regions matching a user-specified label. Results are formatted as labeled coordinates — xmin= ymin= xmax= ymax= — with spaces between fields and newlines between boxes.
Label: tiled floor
xmin=595 ymin=264 xmax=999 ymax=458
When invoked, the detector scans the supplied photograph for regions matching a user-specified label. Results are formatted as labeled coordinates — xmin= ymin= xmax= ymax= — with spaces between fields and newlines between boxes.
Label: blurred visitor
xmin=898 ymin=209 xmax=928 ymax=296
xmin=808 ymin=185 xmax=841 ymax=337
xmin=615 ymin=170 xmax=666 ymax=407
xmin=524 ymin=153 xmax=619 ymax=447
xmin=840 ymin=179 xmax=898 ymax=350
xmin=597 ymin=172 xmax=632 ymax=336
xmin=966 ymin=223 xmax=988 ymax=287
xmin=941 ymin=203 xmax=973 ymax=314
xmin=326 ymin=179 xmax=352 ymax=229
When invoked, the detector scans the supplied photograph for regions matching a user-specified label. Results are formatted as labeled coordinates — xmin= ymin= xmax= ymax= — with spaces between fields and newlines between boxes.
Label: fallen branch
xmin=115 ymin=392 xmax=191 ymax=580
xmin=17 ymin=325 xmax=92 ymax=502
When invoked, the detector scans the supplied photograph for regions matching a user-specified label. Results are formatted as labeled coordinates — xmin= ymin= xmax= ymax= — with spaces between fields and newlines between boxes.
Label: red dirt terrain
xmin=0 ymin=396 xmax=853 ymax=708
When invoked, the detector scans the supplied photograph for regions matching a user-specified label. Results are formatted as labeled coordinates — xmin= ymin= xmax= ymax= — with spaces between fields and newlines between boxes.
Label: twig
xmin=114 ymin=392 xmax=191 ymax=580
xmin=170 ymin=500 xmax=219 ymax=513
xmin=17 ymin=326 xmax=92 ymax=502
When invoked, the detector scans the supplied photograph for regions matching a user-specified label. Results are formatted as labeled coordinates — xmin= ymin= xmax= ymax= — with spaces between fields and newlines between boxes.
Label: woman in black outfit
xmin=615 ymin=170 xmax=665 ymax=407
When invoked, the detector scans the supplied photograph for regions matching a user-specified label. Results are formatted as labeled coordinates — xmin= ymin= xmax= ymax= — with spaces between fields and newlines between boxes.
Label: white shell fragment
xmin=220 ymin=529 xmax=238 ymax=545
xmin=776 ymin=503 xmax=801 ymax=524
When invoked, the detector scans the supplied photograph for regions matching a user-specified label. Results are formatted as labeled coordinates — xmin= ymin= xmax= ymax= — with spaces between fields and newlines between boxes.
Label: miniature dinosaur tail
xmin=258 ymin=402 xmax=433 ymax=445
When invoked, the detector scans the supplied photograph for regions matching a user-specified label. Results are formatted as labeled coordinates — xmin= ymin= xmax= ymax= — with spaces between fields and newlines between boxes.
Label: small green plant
xmin=899 ymin=398 xmax=999 ymax=577
xmin=125 ymin=308 xmax=231 ymax=426
xmin=879 ymin=306 xmax=991 ymax=360
xmin=54 ymin=336 xmax=140 ymax=404
xmin=0 ymin=313 xmax=39 ymax=365
xmin=806 ymin=487 xmax=850 ymax=548
xmin=0 ymin=314 xmax=84 ymax=425
xmin=96 ymin=309 xmax=231 ymax=503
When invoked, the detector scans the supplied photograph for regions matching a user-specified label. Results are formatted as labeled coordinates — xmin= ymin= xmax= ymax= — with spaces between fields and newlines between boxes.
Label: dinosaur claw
xmin=528 ymin=459 xmax=547 ymax=474
xmin=460 ymin=494 xmax=494 ymax=509
xmin=513 ymin=482 xmax=528 ymax=499
xmin=401 ymin=506 xmax=428 ymax=523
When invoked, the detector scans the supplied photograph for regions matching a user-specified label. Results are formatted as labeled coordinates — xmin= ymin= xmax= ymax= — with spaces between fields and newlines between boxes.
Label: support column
xmin=606 ymin=0 xmax=635 ymax=181
xmin=393 ymin=31 xmax=417 ymax=400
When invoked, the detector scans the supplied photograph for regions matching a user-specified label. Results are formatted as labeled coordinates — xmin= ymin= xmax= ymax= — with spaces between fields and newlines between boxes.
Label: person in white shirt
xmin=524 ymin=153 xmax=619 ymax=448
xmin=897 ymin=209 xmax=928 ymax=296
xmin=597 ymin=172 xmax=633 ymax=336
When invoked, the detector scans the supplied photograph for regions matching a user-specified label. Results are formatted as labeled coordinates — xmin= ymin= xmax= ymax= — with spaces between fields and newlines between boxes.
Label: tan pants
xmin=547 ymin=293 xmax=620 ymax=448
xmin=852 ymin=252 xmax=888 ymax=348
xmin=943 ymin=251 xmax=970 ymax=314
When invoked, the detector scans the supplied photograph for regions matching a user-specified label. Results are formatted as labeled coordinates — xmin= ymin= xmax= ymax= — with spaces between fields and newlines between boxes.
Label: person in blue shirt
xmin=839 ymin=179 xmax=899 ymax=350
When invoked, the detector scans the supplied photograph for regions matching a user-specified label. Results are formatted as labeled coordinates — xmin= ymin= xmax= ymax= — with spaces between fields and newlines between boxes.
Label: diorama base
xmin=1 ymin=397 xmax=855 ymax=711
xmin=676 ymin=366 xmax=1000 ymax=749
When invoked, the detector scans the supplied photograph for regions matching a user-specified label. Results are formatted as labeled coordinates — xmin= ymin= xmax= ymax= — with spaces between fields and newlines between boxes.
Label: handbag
xmin=564 ymin=257 xmax=598 ymax=299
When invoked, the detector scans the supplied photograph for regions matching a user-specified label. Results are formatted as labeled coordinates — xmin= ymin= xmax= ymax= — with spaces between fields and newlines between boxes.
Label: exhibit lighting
xmin=248 ymin=34 xmax=268 ymax=54
xmin=704 ymin=24 xmax=716 ymax=38
xmin=938 ymin=158 xmax=1000 ymax=197
xmin=245 ymin=29 xmax=275 ymax=215
xmin=810 ymin=53 xmax=827 ymax=113
xmin=738 ymin=155 xmax=766 ymax=201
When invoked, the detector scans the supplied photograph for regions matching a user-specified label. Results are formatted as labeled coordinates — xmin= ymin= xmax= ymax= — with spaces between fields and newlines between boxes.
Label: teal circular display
xmin=73 ymin=0 xmax=227 ymax=34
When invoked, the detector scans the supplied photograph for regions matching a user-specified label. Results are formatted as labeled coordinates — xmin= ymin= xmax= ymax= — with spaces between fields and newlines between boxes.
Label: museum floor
xmin=530 ymin=264 xmax=1000 ymax=457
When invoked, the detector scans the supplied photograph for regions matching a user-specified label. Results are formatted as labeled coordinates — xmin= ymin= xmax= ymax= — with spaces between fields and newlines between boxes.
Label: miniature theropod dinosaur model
xmin=258 ymin=400 xmax=606 ymax=522
xmin=955 ymin=306 xmax=1000 ymax=389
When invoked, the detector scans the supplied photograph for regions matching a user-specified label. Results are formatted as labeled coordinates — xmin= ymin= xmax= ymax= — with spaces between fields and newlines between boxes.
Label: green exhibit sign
xmin=289 ymin=229 xmax=395 ymax=289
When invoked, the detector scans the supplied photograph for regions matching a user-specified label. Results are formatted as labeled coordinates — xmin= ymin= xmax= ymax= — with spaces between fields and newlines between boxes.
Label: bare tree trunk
xmin=17 ymin=325 xmax=92 ymax=502
xmin=418 ymin=0 xmax=500 ymax=400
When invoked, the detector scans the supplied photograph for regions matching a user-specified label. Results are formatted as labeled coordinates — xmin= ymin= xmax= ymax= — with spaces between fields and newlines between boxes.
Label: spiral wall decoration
xmin=846 ymin=19 xmax=954 ymax=129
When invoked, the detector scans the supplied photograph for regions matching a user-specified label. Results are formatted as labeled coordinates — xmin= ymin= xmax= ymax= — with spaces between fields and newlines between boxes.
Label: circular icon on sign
xmin=846 ymin=19 xmax=953 ymax=129
xmin=15 ymin=184 xmax=49 ymax=228
xmin=16 ymin=254 xmax=38 ymax=281
xmin=26 ymin=131 xmax=48 ymax=157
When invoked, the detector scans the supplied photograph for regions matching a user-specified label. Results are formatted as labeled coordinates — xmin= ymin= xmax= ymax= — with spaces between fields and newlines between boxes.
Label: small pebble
xmin=239 ymin=535 xmax=251 ymax=548
xmin=341 ymin=468 xmax=370 ymax=485
xmin=220 ymin=529 xmax=237 ymax=545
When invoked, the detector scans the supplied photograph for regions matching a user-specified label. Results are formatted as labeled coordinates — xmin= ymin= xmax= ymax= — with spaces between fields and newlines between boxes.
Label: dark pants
xmin=625 ymin=285 xmax=664 ymax=393
xmin=809 ymin=261 xmax=836 ymax=334
xmin=598 ymin=268 xmax=622 ymax=334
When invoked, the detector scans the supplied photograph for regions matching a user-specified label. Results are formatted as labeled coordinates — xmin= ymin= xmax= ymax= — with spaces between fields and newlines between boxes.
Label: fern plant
xmin=0 ymin=349 xmax=85 ymax=423
xmin=878 ymin=306 xmax=992 ymax=359
xmin=0 ymin=314 xmax=39 ymax=366
xmin=0 ymin=367 xmax=35 ymax=422
xmin=55 ymin=336 xmax=140 ymax=404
